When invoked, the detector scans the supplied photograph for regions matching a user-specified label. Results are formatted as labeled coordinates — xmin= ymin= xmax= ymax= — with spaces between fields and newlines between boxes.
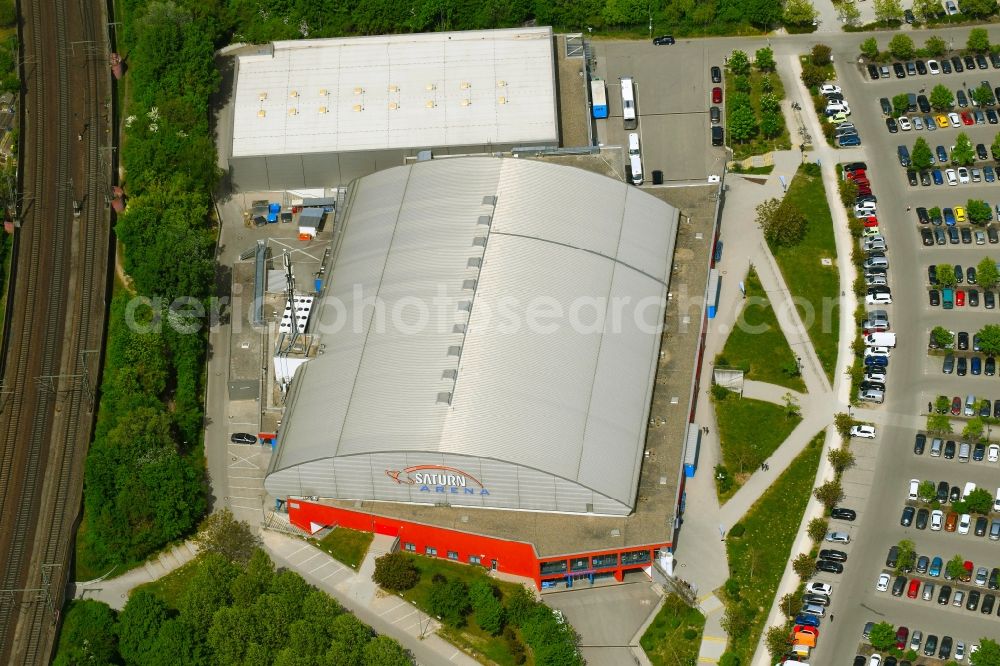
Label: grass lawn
xmin=769 ymin=164 xmax=839 ymax=383
xmin=722 ymin=432 xmax=823 ymax=665
xmin=397 ymin=554 xmax=533 ymax=666
xmin=130 ymin=553 xmax=205 ymax=609
xmin=640 ymin=593 xmax=705 ymax=666
xmin=726 ymin=68 xmax=792 ymax=160
xmin=716 ymin=268 xmax=806 ymax=392
xmin=311 ymin=526 xmax=373 ymax=570
xmin=713 ymin=390 xmax=801 ymax=502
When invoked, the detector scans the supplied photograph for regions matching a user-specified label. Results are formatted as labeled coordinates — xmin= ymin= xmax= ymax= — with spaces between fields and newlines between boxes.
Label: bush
xmin=684 ymin=628 xmax=699 ymax=640
xmin=429 ymin=578 xmax=471 ymax=627
xmin=807 ymin=517 xmax=829 ymax=542
xmin=810 ymin=44 xmax=832 ymax=66
xmin=800 ymin=62 xmax=827 ymax=88
xmin=724 ymin=577 xmax=742 ymax=599
xmin=372 ymin=552 xmax=420 ymax=591
xmin=719 ymin=652 xmax=741 ymax=666
xmin=728 ymin=523 xmax=746 ymax=538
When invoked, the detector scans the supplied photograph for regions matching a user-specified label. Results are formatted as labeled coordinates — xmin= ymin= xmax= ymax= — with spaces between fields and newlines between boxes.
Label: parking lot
xmin=809 ymin=42 xmax=1000 ymax=664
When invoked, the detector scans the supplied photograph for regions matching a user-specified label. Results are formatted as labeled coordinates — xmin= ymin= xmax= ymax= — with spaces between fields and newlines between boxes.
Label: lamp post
xmin=796 ymin=355 xmax=802 ymax=375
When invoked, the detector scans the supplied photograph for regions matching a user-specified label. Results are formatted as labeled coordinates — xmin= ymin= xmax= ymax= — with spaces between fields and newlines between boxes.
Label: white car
xmin=849 ymin=425 xmax=876 ymax=438
xmin=949 ymin=112 xmax=962 ymax=127
xmin=864 ymin=369 xmax=887 ymax=383
xmin=866 ymin=292 xmax=892 ymax=305
xmin=865 ymin=274 xmax=887 ymax=287
xmin=931 ymin=509 xmax=944 ymax=531
xmin=959 ymin=513 xmax=971 ymax=534
xmin=807 ymin=582 xmax=833 ymax=595
xmin=946 ymin=0 xmax=959 ymax=13
xmin=820 ymin=84 xmax=842 ymax=95
xmin=876 ymin=572 xmax=891 ymax=591
xmin=956 ymin=641 xmax=965 ymax=661
xmin=898 ymin=116 xmax=912 ymax=131
xmin=864 ymin=346 xmax=891 ymax=358
xmin=958 ymin=166 xmax=971 ymax=183
xmin=869 ymin=654 xmax=882 ymax=666
xmin=854 ymin=203 xmax=877 ymax=217
xmin=928 ymin=59 xmax=940 ymax=74
xmin=946 ymin=168 xmax=958 ymax=185
xmin=988 ymin=444 xmax=999 ymax=462
xmin=994 ymin=488 xmax=1000 ymax=512
xmin=826 ymin=531 xmax=850 ymax=543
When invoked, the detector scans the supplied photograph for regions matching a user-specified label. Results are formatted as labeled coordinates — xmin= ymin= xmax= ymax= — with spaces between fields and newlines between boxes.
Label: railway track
xmin=0 ymin=0 xmax=112 ymax=661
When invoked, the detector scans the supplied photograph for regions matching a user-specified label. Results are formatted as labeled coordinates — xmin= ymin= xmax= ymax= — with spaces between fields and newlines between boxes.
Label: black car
xmin=930 ymin=289 xmax=940 ymax=306
xmin=987 ymin=357 xmax=996 ymax=375
xmin=966 ymin=54 xmax=978 ymax=70
xmin=937 ymin=480 xmax=949 ymax=503
xmin=959 ymin=331 xmax=969 ymax=349
xmin=955 ymin=265 xmax=964 ymax=283
xmin=868 ymin=64 xmax=881 ymax=80
xmin=983 ymin=593 xmax=996 ymax=614
xmin=710 ymin=65 xmax=721 ymax=82
xmin=975 ymin=442 xmax=986 ymax=460
xmin=945 ymin=440 xmax=957 ymax=458
xmin=990 ymin=567 xmax=999 ymax=590
xmin=978 ymin=143 xmax=990 ymax=160
xmin=982 ymin=399 xmax=993 ymax=416
xmin=948 ymin=226 xmax=960 ymax=244
xmin=901 ymin=506 xmax=915 ymax=526
xmin=941 ymin=636 xmax=954 ymax=660
xmin=914 ymin=433 xmax=926 ymax=454
xmin=854 ymin=657 xmax=866 ymax=666
xmin=928 ymin=265 xmax=939 ymax=285
xmin=938 ymin=585 xmax=952 ymax=604
xmin=953 ymin=56 xmax=965 ymax=72
xmin=905 ymin=8 xmax=915 ymax=23
xmin=962 ymin=227 xmax=973 ymax=244
xmin=230 ymin=432 xmax=257 ymax=444
xmin=970 ymin=289 xmax=979 ymax=306
xmin=906 ymin=61 xmax=917 ymax=76
xmin=916 ymin=507 xmax=929 ymax=529
xmin=993 ymin=52 xmax=1000 ymax=68
xmin=892 ymin=575 xmax=907 ymax=596
xmin=969 ymin=266 xmax=978 ymax=284
xmin=653 ymin=35 xmax=676 ymax=45
xmin=894 ymin=62 xmax=906 ymax=78
xmin=976 ymin=516 xmax=989 ymax=536
xmin=907 ymin=170 xmax=918 ymax=186
xmin=989 ymin=108 xmax=999 ymax=123
xmin=918 ymin=94 xmax=931 ymax=112
xmin=995 ymin=401 xmax=1000 ymax=419
xmin=819 ymin=549 xmax=848 ymax=562
xmin=844 ymin=161 xmax=867 ymax=172
xmin=886 ymin=117 xmax=898 ymax=132
xmin=816 ymin=560 xmax=843 ymax=574
xmin=978 ymin=54 xmax=990 ymax=69
xmin=886 ymin=545 xmax=899 ymax=568
xmin=916 ymin=206 xmax=929 ymax=223
xmin=958 ymin=89 xmax=970 ymax=107
xmin=950 ymin=485 xmax=961 ymax=502
xmin=989 ymin=226 xmax=999 ymax=243
xmin=942 ymin=59 xmax=953 ymax=74
xmin=986 ymin=291 xmax=996 ymax=309
xmin=968 ymin=590 xmax=981 ymax=611
xmin=920 ymin=171 xmax=931 ymax=186
xmin=831 ymin=507 xmax=856 ymax=521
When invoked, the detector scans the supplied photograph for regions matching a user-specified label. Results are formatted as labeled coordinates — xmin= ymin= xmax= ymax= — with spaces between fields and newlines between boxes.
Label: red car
xmin=792 ymin=625 xmax=819 ymax=638
xmin=907 ymin=579 xmax=919 ymax=599
xmin=863 ymin=216 xmax=879 ymax=227
xmin=957 ymin=289 xmax=966 ymax=306
xmin=712 ymin=87 xmax=722 ymax=104
xmin=961 ymin=111 xmax=975 ymax=125
xmin=952 ymin=396 xmax=962 ymax=415
xmin=896 ymin=626 xmax=909 ymax=650
xmin=847 ymin=169 xmax=867 ymax=180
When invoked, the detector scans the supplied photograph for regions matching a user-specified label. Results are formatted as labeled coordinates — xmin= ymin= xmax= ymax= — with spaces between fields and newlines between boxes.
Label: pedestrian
xmin=830 ymin=614 xmax=835 ymax=622
xmin=765 ymin=463 xmax=770 ymax=471
xmin=928 ymin=401 xmax=933 ymax=412
xmin=906 ymin=205 xmax=911 ymax=212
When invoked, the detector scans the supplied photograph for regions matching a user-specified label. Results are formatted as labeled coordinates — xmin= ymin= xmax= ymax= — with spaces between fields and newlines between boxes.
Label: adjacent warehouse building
xmin=228 ymin=27 xmax=560 ymax=190
xmin=265 ymin=156 xmax=684 ymax=587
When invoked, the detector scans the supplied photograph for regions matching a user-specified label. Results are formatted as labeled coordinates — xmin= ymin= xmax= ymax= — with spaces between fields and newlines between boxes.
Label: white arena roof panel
xmin=232 ymin=27 xmax=558 ymax=158
xmin=268 ymin=157 xmax=678 ymax=511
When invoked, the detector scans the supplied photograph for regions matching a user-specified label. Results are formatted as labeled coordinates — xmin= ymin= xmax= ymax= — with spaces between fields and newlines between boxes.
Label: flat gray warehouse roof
xmin=269 ymin=156 xmax=678 ymax=510
xmin=232 ymin=27 xmax=559 ymax=158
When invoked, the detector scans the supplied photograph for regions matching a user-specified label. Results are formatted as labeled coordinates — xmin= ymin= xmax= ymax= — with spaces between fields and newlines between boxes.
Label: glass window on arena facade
xmin=539 ymin=559 xmax=568 ymax=575
xmin=591 ymin=553 xmax=618 ymax=569
xmin=621 ymin=549 xmax=651 ymax=565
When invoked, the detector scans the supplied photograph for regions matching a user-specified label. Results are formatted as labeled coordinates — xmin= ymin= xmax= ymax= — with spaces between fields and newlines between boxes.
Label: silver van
xmin=965 ymin=394 xmax=976 ymax=416
xmin=959 ymin=441 xmax=971 ymax=462
xmin=930 ymin=438 xmax=943 ymax=457
xmin=922 ymin=582 xmax=935 ymax=601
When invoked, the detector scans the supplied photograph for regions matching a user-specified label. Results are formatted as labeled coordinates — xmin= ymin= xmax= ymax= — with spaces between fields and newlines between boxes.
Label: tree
xmin=363 ymin=635 xmax=412 ymax=665
xmin=194 ymin=508 xmax=260 ymax=564
xmin=968 ymin=28 xmax=992 ymax=52
xmin=779 ymin=593 xmax=803 ymax=619
xmin=924 ymin=36 xmax=948 ymax=56
xmin=792 ymin=552 xmax=816 ymax=579
xmin=783 ymin=392 xmax=801 ymax=418
xmin=117 ymin=590 xmax=169 ymax=665
xmin=937 ymin=263 xmax=956 ymax=287
xmin=993 ymin=132 xmax=1000 ymax=161
xmin=755 ymin=47 xmax=776 ymax=72
xmin=973 ymin=84 xmax=995 ymax=108
xmin=839 ymin=179 xmax=859 ymax=208
xmin=839 ymin=0 xmax=861 ymax=24
xmin=468 ymin=580 xmax=506 ymax=635
xmin=860 ymin=37 xmax=879 ymax=60
xmin=828 ymin=447 xmax=856 ymax=474
xmin=760 ymin=93 xmax=781 ymax=114
xmin=927 ymin=413 xmax=953 ymax=434
xmin=967 ymin=199 xmax=993 ymax=224
xmin=978 ymin=257 xmax=1000 ymax=288
xmin=892 ymin=93 xmax=910 ymax=118
xmin=729 ymin=105 xmax=758 ymax=143
xmin=729 ymin=50 xmax=750 ymax=75
xmin=372 ymin=552 xmax=419 ymax=592
xmin=977 ymin=324 xmax=1000 ymax=357
xmin=757 ymin=198 xmax=807 ymax=246
xmin=52 ymin=600 xmax=119 ymax=666
xmin=428 ymin=578 xmax=471 ymax=627
xmin=915 ymin=0 xmax=945 ymax=19
xmin=834 ymin=412 xmax=855 ymax=438
xmin=869 ymin=621 xmax=897 ymax=651
xmin=814 ymin=479 xmax=844 ymax=510
xmin=936 ymin=395 xmax=951 ymax=413
xmin=946 ymin=554 xmax=966 ymax=580
xmin=802 ymin=63 xmax=829 ymax=89
xmin=911 ymin=137 xmax=933 ymax=170
xmin=895 ymin=540 xmax=916 ymax=576
xmin=760 ymin=111 xmax=783 ymax=139
xmin=930 ymin=84 xmax=955 ymax=111
xmin=932 ymin=326 xmax=955 ymax=348
xmin=765 ymin=625 xmax=791 ymax=660
xmin=807 ymin=517 xmax=829 ymax=542
xmin=721 ymin=600 xmax=755 ymax=636
xmin=952 ymin=132 xmax=976 ymax=166
xmin=734 ymin=74 xmax=751 ymax=93
xmin=970 ymin=637 xmax=1000 ymax=665
xmin=784 ymin=0 xmax=818 ymax=24
xmin=959 ymin=0 xmax=1000 ymax=17
xmin=918 ymin=480 xmax=937 ymax=502
xmin=966 ymin=488 xmax=995 ymax=514
xmin=875 ymin=0 xmax=905 ymax=23
xmin=889 ymin=34 xmax=914 ymax=58
xmin=810 ymin=44 xmax=832 ymax=67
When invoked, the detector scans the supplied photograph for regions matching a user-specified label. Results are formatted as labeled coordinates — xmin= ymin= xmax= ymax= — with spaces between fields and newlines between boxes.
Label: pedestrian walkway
xmin=73 ymin=540 xmax=200 ymax=610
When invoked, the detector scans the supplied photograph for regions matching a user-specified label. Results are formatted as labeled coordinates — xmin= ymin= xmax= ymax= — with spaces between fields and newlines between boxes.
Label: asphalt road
xmin=809 ymin=38 xmax=1000 ymax=665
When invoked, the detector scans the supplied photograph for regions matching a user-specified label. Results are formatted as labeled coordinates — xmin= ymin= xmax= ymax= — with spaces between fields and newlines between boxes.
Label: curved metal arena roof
xmin=266 ymin=157 xmax=678 ymax=510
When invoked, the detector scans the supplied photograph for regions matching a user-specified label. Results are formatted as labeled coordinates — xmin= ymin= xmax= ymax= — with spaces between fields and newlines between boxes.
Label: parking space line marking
xmin=299 ymin=551 xmax=324 ymax=567
xmin=394 ymin=610 xmax=417 ymax=624
xmin=287 ymin=543 xmax=311 ymax=558
xmin=228 ymin=503 xmax=260 ymax=511
xmin=380 ymin=601 xmax=406 ymax=616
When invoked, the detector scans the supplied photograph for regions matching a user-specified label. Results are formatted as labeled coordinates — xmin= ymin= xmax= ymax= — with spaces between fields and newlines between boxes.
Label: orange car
xmin=945 ymin=511 xmax=959 ymax=532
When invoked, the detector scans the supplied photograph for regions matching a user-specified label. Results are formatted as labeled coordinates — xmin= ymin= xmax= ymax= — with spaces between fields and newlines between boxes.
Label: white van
xmin=994 ymin=488 xmax=1000 ymax=512
xmin=628 ymin=132 xmax=640 ymax=156
xmin=963 ymin=482 xmax=977 ymax=500
xmin=959 ymin=442 xmax=971 ymax=463
xmin=908 ymin=479 xmax=919 ymax=501
xmin=628 ymin=133 xmax=643 ymax=185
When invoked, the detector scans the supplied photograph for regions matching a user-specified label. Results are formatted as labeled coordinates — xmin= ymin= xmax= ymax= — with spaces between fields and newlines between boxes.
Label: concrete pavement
xmin=72 ymin=540 xmax=200 ymax=610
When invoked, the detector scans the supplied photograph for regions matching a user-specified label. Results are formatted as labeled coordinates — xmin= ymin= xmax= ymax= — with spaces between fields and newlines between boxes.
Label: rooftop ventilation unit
xmin=472 ymin=236 xmax=487 ymax=247
xmin=442 ymin=369 xmax=458 ymax=380
xmin=436 ymin=392 xmax=453 ymax=405
xmin=460 ymin=81 xmax=471 ymax=89
xmin=426 ymin=83 xmax=436 ymax=91
xmin=388 ymin=102 xmax=398 ymax=110
xmin=353 ymin=87 xmax=364 ymax=95
xmin=388 ymin=84 xmax=399 ymax=93
xmin=466 ymin=257 xmax=482 ymax=268
xmin=425 ymin=100 xmax=436 ymax=108
xmin=319 ymin=88 xmax=328 ymax=96
xmin=447 ymin=345 xmax=463 ymax=357
xmin=477 ymin=215 xmax=491 ymax=226
xmin=461 ymin=99 xmax=471 ymax=107
xmin=318 ymin=106 xmax=328 ymax=114
xmin=497 ymin=80 xmax=507 ymax=87
xmin=288 ymin=107 xmax=298 ymax=116
xmin=258 ymin=92 xmax=268 ymax=101
xmin=257 ymin=109 xmax=266 ymax=118
xmin=289 ymin=90 xmax=298 ymax=98
xmin=352 ymin=104 xmax=362 ymax=112
xmin=498 ymin=96 xmax=507 ymax=104
xmin=462 ymin=279 xmax=477 ymax=290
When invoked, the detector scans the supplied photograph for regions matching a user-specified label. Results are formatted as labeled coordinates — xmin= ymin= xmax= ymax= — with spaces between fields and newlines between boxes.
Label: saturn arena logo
xmin=385 ymin=464 xmax=490 ymax=496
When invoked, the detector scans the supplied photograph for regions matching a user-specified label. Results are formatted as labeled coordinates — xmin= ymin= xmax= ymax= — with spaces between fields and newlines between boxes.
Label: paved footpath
xmin=73 ymin=540 xmax=200 ymax=610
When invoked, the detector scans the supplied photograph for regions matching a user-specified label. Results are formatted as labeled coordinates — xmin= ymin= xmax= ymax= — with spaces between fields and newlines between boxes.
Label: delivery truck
xmin=863 ymin=332 xmax=896 ymax=347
